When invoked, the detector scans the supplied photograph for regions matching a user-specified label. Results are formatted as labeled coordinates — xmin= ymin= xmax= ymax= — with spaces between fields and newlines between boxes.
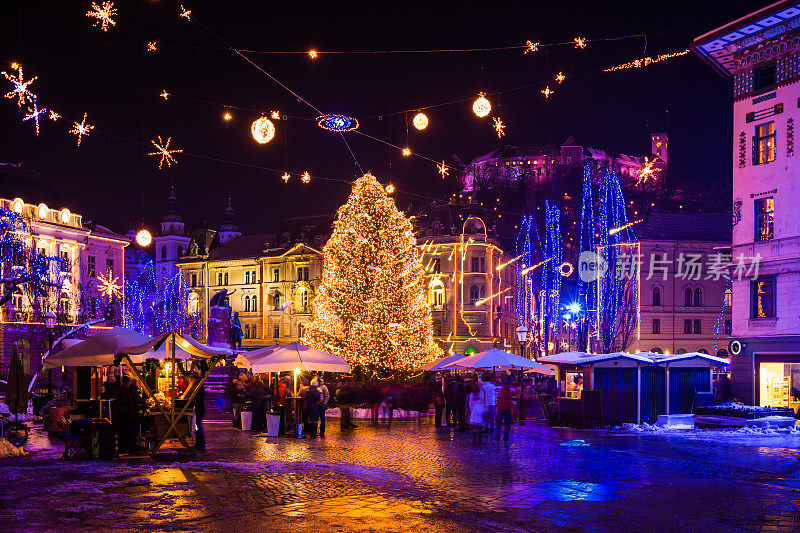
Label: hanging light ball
xmin=472 ymin=92 xmax=491 ymax=118
xmin=412 ymin=112 xmax=428 ymax=131
xmin=136 ymin=229 xmax=152 ymax=247
xmin=251 ymin=116 xmax=275 ymax=144
xmin=316 ymin=114 xmax=359 ymax=132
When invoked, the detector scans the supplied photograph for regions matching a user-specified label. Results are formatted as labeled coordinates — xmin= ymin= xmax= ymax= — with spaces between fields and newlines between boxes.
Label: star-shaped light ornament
xmin=301 ymin=171 xmax=311 ymax=183
xmin=2 ymin=62 xmax=37 ymax=108
xmin=86 ymin=2 xmax=117 ymax=32
xmin=555 ymin=72 xmax=566 ymax=84
xmin=160 ymin=90 xmax=170 ymax=100
xmin=282 ymin=172 xmax=290 ymax=183
xmin=438 ymin=161 xmax=449 ymax=178
xmin=493 ymin=117 xmax=506 ymax=138
xmin=179 ymin=5 xmax=191 ymax=20
xmin=23 ymin=102 xmax=47 ymax=135
xmin=146 ymin=41 xmax=158 ymax=52
xmin=270 ymin=110 xmax=281 ymax=120
xmin=148 ymin=136 xmax=183 ymax=169
xmin=574 ymin=37 xmax=587 ymax=49
xmin=49 ymin=110 xmax=61 ymax=121
xmin=69 ymin=113 xmax=94 ymax=146
xmin=524 ymin=40 xmax=539 ymax=54
xmin=541 ymin=86 xmax=554 ymax=98
xmin=97 ymin=272 xmax=122 ymax=299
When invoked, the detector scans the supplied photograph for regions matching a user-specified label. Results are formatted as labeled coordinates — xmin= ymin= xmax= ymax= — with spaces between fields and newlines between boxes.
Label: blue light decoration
xmin=712 ymin=279 xmax=732 ymax=354
xmin=515 ymin=215 xmax=535 ymax=329
xmin=540 ymin=200 xmax=563 ymax=351
xmin=597 ymin=168 xmax=639 ymax=353
xmin=577 ymin=164 xmax=596 ymax=336
xmin=316 ymin=114 xmax=359 ymax=132
xmin=123 ymin=256 xmax=190 ymax=337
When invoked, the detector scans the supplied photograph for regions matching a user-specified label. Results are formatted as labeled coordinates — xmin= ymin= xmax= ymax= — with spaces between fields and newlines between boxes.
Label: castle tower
xmin=154 ymin=185 xmax=190 ymax=292
xmin=219 ymin=196 xmax=242 ymax=244
xmin=651 ymin=133 xmax=668 ymax=165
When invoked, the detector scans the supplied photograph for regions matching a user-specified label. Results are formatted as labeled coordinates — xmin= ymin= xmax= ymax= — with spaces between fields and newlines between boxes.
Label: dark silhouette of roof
xmin=0 ymin=161 xmax=64 ymax=208
xmin=208 ymin=233 xmax=274 ymax=261
xmin=637 ymin=211 xmax=732 ymax=242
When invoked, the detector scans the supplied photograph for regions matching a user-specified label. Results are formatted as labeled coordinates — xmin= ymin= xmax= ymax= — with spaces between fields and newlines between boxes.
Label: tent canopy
xmin=121 ymin=331 xmax=232 ymax=361
xmin=442 ymin=348 xmax=550 ymax=371
xmin=42 ymin=327 xmax=152 ymax=369
xmin=239 ymin=342 xmax=350 ymax=373
xmin=418 ymin=353 xmax=464 ymax=372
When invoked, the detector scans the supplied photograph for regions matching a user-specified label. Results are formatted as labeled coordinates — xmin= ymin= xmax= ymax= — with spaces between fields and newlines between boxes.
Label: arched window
xmin=716 ymin=349 xmax=729 ymax=357
xmin=251 ymin=295 xmax=257 ymax=312
xmin=188 ymin=293 xmax=198 ymax=314
xmin=470 ymin=285 xmax=480 ymax=304
xmin=59 ymin=292 xmax=70 ymax=314
xmin=684 ymin=288 xmax=693 ymax=307
xmin=676 ymin=348 xmax=687 ymax=354
xmin=650 ymin=347 xmax=663 ymax=354
xmin=694 ymin=288 xmax=702 ymax=307
xmin=244 ymin=324 xmax=250 ymax=339
xmin=298 ymin=290 xmax=308 ymax=312
xmin=243 ymin=295 xmax=250 ymax=312
xmin=652 ymin=286 xmax=661 ymax=306
xmin=430 ymin=282 xmax=444 ymax=310
xmin=273 ymin=293 xmax=281 ymax=311
xmin=161 ymin=245 xmax=167 ymax=260
xmin=177 ymin=246 xmax=184 ymax=258
xmin=698 ymin=348 xmax=709 ymax=354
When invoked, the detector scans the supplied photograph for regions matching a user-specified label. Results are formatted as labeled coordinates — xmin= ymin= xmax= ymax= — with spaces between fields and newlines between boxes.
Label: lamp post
xmin=516 ymin=326 xmax=528 ymax=359
xmin=515 ymin=325 xmax=529 ymax=421
xmin=43 ymin=310 xmax=56 ymax=397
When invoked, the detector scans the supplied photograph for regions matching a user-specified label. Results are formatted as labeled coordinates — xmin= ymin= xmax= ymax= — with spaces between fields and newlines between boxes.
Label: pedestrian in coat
xmin=468 ymin=382 xmax=486 ymax=444
xmin=189 ymin=373 xmax=206 ymax=452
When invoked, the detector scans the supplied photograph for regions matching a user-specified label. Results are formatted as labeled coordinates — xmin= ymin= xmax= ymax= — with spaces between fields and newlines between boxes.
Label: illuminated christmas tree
xmin=305 ymin=173 xmax=440 ymax=371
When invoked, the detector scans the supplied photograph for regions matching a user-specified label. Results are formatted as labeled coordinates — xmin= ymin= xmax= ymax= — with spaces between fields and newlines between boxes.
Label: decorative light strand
xmin=604 ymin=49 xmax=691 ymax=72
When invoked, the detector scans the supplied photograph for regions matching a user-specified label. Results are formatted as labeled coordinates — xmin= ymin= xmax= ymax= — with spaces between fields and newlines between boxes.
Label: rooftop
xmin=636 ymin=211 xmax=732 ymax=243
xmin=207 ymin=233 xmax=274 ymax=262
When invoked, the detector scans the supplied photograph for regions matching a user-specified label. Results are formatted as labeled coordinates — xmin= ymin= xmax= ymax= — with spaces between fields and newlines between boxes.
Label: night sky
xmin=1 ymin=1 xmax=747 ymax=237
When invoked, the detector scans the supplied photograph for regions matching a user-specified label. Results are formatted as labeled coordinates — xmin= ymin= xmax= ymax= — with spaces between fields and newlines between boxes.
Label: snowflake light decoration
xmin=401 ymin=147 xmax=412 ymax=157
xmin=270 ymin=110 xmax=281 ymax=120
xmin=2 ymin=63 xmax=37 ymax=107
xmin=282 ymin=172 xmax=290 ymax=183
xmin=146 ymin=41 xmax=158 ymax=52
xmin=574 ymin=37 xmax=587 ymax=49
xmin=22 ymin=102 xmax=47 ymax=135
xmin=301 ymin=171 xmax=311 ymax=183
xmin=69 ymin=113 xmax=94 ymax=146
xmin=308 ymin=50 xmax=318 ymax=59
xmin=179 ymin=5 xmax=191 ymax=20
xmin=493 ymin=117 xmax=506 ymax=138
xmin=524 ymin=40 xmax=539 ymax=54
xmin=48 ymin=110 xmax=61 ymax=121
xmin=437 ymin=161 xmax=449 ymax=178
xmin=148 ymin=135 xmax=183 ymax=169
xmin=97 ymin=272 xmax=122 ymax=299
xmin=160 ymin=89 xmax=170 ymax=100
xmin=555 ymin=72 xmax=566 ymax=84
xmin=541 ymin=86 xmax=554 ymax=98
xmin=86 ymin=2 xmax=118 ymax=32
xmin=636 ymin=157 xmax=659 ymax=184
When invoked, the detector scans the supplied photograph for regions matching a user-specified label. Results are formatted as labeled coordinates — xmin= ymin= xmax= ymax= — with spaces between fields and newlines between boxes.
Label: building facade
xmin=694 ymin=1 xmax=800 ymax=407
xmin=634 ymin=212 xmax=732 ymax=357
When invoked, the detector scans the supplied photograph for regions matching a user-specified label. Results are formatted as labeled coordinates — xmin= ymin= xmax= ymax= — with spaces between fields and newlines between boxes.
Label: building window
xmin=753 ymin=62 xmax=776 ymax=91
xmin=724 ymin=286 xmax=732 ymax=307
xmin=752 ymin=276 xmax=776 ymax=318
xmin=11 ymin=289 xmax=22 ymax=309
xmin=244 ymin=295 xmax=250 ymax=312
xmin=106 ymin=258 xmax=113 ymax=278
xmin=754 ymin=122 xmax=776 ymax=164
xmin=297 ymin=266 xmax=309 ymax=281
xmin=755 ymin=197 xmax=774 ymax=242
xmin=217 ymin=272 xmax=223 ymax=286
xmin=298 ymin=323 xmax=305 ymax=339
xmin=676 ymin=348 xmax=687 ymax=354
xmin=251 ymin=295 xmax=257 ymax=312
xmin=652 ymin=287 xmax=661 ymax=306
xmin=470 ymin=285 xmax=480 ymax=304
xmin=188 ymin=293 xmax=198 ymax=314
xmin=272 ymin=268 xmax=279 ymax=282
xmin=273 ymin=293 xmax=281 ymax=311
xmin=177 ymin=246 xmax=184 ymax=258
xmin=298 ymin=290 xmax=308 ymax=312
xmin=161 ymin=245 xmax=167 ymax=260
xmin=87 ymin=256 xmax=96 ymax=277
xmin=651 ymin=347 xmax=663 ymax=354
xmin=273 ymin=324 xmax=280 ymax=338
xmin=724 ymin=319 xmax=732 ymax=335
xmin=652 ymin=319 xmax=661 ymax=335
xmin=431 ymin=284 xmax=444 ymax=310
xmin=244 ymin=271 xmax=250 ymax=284
xmin=59 ymin=292 xmax=70 ymax=314
xmin=432 ymin=258 xmax=441 ymax=273
xmin=684 ymin=319 xmax=692 ymax=334
xmin=224 ymin=272 xmax=229 ymax=285
xmin=251 ymin=270 xmax=257 ymax=283
xmin=243 ymin=324 xmax=250 ymax=339
xmin=739 ymin=132 xmax=747 ymax=168
xmin=471 ymin=257 xmax=485 ymax=273
xmin=694 ymin=288 xmax=702 ymax=307
xmin=693 ymin=319 xmax=701 ymax=334
xmin=191 ymin=273 xmax=197 ymax=287
xmin=684 ymin=287 xmax=693 ymax=307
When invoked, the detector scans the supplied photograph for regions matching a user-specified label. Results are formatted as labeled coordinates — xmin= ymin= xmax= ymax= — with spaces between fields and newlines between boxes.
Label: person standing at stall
xmin=495 ymin=377 xmax=515 ymax=443
xmin=482 ymin=372 xmax=497 ymax=434
xmin=455 ymin=376 xmax=468 ymax=432
xmin=303 ymin=380 xmax=321 ymax=437
xmin=314 ymin=377 xmax=330 ymax=437
xmin=188 ymin=373 xmax=206 ymax=452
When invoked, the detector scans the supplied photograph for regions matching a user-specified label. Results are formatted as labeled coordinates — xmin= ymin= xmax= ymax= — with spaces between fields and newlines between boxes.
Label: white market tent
xmin=417 ymin=353 xmax=465 ymax=372
xmin=238 ymin=342 xmax=350 ymax=374
xmin=42 ymin=327 xmax=152 ymax=369
xmin=442 ymin=348 xmax=551 ymax=371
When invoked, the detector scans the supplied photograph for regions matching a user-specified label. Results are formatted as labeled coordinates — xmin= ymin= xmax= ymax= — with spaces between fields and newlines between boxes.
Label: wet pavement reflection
xmin=1 ymin=420 xmax=800 ymax=531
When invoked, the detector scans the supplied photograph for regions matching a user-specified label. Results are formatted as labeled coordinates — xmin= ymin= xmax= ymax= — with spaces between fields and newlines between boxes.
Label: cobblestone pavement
xmin=2 ymin=418 xmax=800 ymax=532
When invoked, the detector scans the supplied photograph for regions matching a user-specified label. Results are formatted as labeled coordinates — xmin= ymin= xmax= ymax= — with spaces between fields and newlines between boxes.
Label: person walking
xmin=188 ymin=373 xmax=207 ymax=452
xmin=444 ymin=373 xmax=456 ymax=427
xmin=304 ymin=381 xmax=321 ymax=437
xmin=495 ymin=377 xmax=515 ymax=443
xmin=482 ymin=372 xmax=496 ymax=434
xmin=314 ymin=377 xmax=330 ymax=437
xmin=468 ymin=382 xmax=486 ymax=444
xmin=433 ymin=380 xmax=445 ymax=427
xmin=336 ymin=382 xmax=357 ymax=430
xmin=455 ymin=376 xmax=468 ymax=432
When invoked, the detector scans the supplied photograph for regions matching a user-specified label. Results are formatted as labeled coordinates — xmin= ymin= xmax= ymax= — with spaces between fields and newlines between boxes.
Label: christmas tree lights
xmin=305 ymin=173 xmax=439 ymax=370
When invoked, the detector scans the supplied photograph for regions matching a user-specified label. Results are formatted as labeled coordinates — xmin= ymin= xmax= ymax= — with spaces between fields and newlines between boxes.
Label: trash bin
xmin=267 ymin=413 xmax=281 ymax=437
xmin=240 ymin=410 xmax=253 ymax=431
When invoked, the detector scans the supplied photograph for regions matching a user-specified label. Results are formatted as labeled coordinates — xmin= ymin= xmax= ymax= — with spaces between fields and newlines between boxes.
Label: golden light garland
xmin=86 ymin=1 xmax=117 ymax=32
xmin=251 ymin=116 xmax=275 ymax=144
xmin=541 ymin=86 xmax=554 ymax=98
xmin=496 ymin=251 xmax=528 ymax=271
xmin=604 ymin=49 xmax=691 ymax=72
xmin=223 ymin=111 xmax=232 ymax=121
xmin=2 ymin=62 xmax=37 ymax=108
xmin=412 ymin=112 xmax=428 ymax=130
xmin=521 ymin=256 xmax=554 ymax=276
xmin=472 ymin=92 xmax=491 ymax=118
xmin=609 ymin=219 xmax=644 ymax=236
xmin=492 ymin=117 xmax=506 ymax=138
xmin=68 ymin=113 xmax=93 ymax=146
xmin=385 ymin=184 xmax=395 ymax=194
xmin=148 ymin=135 xmax=183 ymax=169
xmin=474 ymin=287 xmax=511 ymax=307
xmin=270 ymin=110 xmax=281 ymax=120
xmin=636 ymin=156 xmax=659 ymax=184
xmin=48 ymin=110 xmax=60 ymax=121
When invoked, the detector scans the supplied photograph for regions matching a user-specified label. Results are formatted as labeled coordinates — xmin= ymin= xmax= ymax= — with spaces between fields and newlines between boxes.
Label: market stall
xmin=115 ymin=331 xmax=231 ymax=455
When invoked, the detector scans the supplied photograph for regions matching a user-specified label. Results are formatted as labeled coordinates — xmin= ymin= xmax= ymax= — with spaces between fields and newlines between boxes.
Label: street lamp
xmin=43 ymin=310 xmax=56 ymax=397
xmin=516 ymin=325 xmax=528 ymax=358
